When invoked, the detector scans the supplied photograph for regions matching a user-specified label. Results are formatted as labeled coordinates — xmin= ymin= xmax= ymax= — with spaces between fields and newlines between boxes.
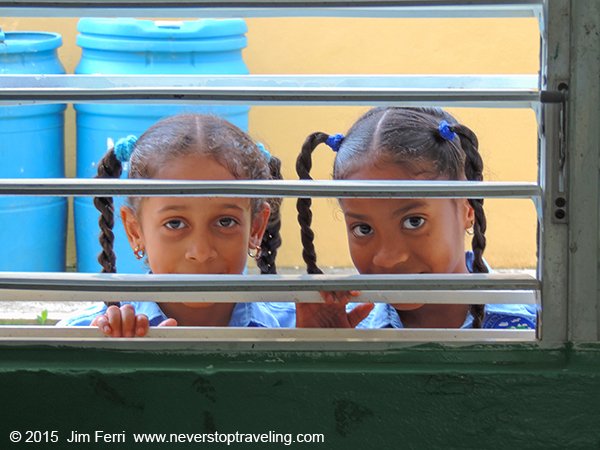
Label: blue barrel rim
xmin=0 ymin=104 xmax=67 ymax=116
xmin=0 ymin=31 xmax=63 ymax=54
xmin=74 ymin=103 xmax=248 ymax=114
xmin=77 ymin=18 xmax=247 ymax=52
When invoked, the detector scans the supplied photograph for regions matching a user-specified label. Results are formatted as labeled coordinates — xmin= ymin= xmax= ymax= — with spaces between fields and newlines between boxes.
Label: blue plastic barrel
xmin=74 ymin=18 xmax=250 ymax=273
xmin=0 ymin=32 xmax=67 ymax=272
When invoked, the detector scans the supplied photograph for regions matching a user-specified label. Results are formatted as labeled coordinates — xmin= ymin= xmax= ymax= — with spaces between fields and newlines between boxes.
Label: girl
xmin=296 ymin=107 xmax=536 ymax=329
xmin=60 ymin=114 xmax=296 ymax=336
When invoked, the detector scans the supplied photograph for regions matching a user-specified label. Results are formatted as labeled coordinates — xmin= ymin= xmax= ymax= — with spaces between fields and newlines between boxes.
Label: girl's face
xmin=339 ymin=162 xmax=474 ymax=309
xmin=121 ymin=153 xmax=270 ymax=296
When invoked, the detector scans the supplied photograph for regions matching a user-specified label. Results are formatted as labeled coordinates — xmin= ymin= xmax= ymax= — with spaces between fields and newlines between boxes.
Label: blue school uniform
xmin=351 ymin=251 xmax=538 ymax=329
xmin=57 ymin=301 xmax=296 ymax=328
xmin=355 ymin=302 xmax=536 ymax=329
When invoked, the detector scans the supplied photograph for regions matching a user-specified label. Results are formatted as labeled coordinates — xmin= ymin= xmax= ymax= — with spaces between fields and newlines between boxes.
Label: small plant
xmin=36 ymin=309 xmax=48 ymax=325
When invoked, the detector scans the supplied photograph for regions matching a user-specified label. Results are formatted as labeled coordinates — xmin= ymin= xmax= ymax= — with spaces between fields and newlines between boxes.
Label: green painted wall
xmin=2 ymin=344 xmax=600 ymax=449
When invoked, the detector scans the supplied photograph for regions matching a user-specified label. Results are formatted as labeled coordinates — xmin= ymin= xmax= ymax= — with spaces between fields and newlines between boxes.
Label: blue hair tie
xmin=256 ymin=142 xmax=271 ymax=162
xmin=114 ymin=135 xmax=138 ymax=162
xmin=438 ymin=120 xmax=457 ymax=141
xmin=325 ymin=133 xmax=344 ymax=152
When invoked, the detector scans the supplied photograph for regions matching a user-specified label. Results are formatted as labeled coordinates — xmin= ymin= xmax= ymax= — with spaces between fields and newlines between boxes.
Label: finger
xmin=332 ymin=290 xmax=357 ymax=304
xmin=120 ymin=304 xmax=136 ymax=337
xmin=158 ymin=318 xmax=178 ymax=327
xmin=134 ymin=314 xmax=150 ymax=337
xmin=319 ymin=291 xmax=335 ymax=304
xmin=331 ymin=291 xmax=344 ymax=303
xmin=93 ymin=315 xmax=112 ymax=336
xmin=105 ymin=305 xmax=122 ymax=337
xmin=347 ymin=303 xmax=375 ymax=328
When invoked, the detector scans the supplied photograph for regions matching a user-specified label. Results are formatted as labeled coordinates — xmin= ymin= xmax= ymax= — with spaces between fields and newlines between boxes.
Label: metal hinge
xmin=550 ymin=83 xmax=569 ymax=223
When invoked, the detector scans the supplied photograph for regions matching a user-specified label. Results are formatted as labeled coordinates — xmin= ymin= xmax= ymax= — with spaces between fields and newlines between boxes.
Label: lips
xmin=163 ymin=271 xmax=227 ymax=275
xmin=368 ymin=271 xmax=428 ymax=275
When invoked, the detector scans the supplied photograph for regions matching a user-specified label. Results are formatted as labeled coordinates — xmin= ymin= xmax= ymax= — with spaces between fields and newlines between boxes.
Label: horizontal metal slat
xmin=0 ymin=289 xmax=538 ymax=305
xmin=0 ymin=179 xmax=542 ymax=198
xmin=0 ymin=327 xmax=537 ymax=348
xmin=0 ymin=74 xmax=540 ymax=91
xmin=0 ymin=273 xmax=541 ymax=305
xmin=0 ymin=74 xmax=544 ymax=107
xmin=0 ymin=272 xmax=541 ymax=291
xmin=0 ymin=0 xmax=544 ymax=19
xmin=0 ymin=75 xmax=553 ymax=108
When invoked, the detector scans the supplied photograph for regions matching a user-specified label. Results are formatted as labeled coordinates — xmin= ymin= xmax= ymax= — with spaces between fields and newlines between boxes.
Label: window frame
xmin=1 ymin=0 xmax=594 ymax=349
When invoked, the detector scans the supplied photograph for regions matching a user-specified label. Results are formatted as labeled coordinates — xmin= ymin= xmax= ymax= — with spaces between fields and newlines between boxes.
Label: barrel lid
xmin=77 ymin=18 xmax=247 ymax=52
xmin=0 ymin=32 xmax=62 ymax=54
xmin=78 ymin=17 xmax=247 ymax=40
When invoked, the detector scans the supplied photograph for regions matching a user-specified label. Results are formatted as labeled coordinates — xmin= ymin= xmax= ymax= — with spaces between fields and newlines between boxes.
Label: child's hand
xmin=296 ymin=291 xmax=374 ymax=328
xmin=91 ymin=304 xmax=177 ymax=337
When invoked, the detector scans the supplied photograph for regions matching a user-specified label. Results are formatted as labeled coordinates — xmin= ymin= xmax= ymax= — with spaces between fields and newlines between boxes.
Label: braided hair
xmin=295 ymin=107 xmax=488 ymax=328
xmin=296 ymin=132 xmax=330 ymax=275
xmin=257 ymin=154 xmax=283 ymax=274
xmin=94 ymin=114 xmax=283 ymax=282
xmin=94 ymin=139 xmax=125 ymax=307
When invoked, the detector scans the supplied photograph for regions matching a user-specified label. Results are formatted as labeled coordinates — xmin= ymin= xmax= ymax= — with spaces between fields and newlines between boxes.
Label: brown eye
xmin=217 ymin=217 xmax=238 ymax=228
xmin=351 ymin=223 xmax=373 ymax=237
xmin=403 ymin=217 xmax=425 ymax=230
xmin=165 ymin=219 xmax=186 ymax=230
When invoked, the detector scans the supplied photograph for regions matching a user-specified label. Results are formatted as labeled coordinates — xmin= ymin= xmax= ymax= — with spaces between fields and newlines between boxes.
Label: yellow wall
xmin=2 ymin=17 xmax=540 ymax=269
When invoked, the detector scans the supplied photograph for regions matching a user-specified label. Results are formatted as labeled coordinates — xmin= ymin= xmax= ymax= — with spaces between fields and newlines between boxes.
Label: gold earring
xmin=248 ymin=246 xmax=261 ymax=260
xmin=133 ymin=245 xmax=145 ymax=260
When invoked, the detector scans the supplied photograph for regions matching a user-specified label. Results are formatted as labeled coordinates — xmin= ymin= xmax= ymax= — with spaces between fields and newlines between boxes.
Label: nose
xmin=371 ymin=238 xmax=411 ymax=272
xmin=185 ymin=234 xmax=218 ymax=264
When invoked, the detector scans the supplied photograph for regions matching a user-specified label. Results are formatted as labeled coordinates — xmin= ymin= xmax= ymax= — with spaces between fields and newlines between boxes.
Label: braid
xmin=93 ymin=147 xmax=122 ymax=307
xmin=257 ymin=155 xmax=283 ymax=274
xmin=455 ymin=124 xmax=488 ymax=328
xmin=296 ymin=132 xmax=330 ymax=275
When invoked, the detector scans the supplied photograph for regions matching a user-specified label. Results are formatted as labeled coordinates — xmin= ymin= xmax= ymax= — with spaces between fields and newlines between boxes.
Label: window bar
xmin=0 ymin=289 xmax=538 ymax=305
xmin=0 ymin=273 xmax=539 ymax=304
xmin=0 ymin=0 xmax=544 ymax=20
xmin=0 ymin=179 xmax=541 ymax=199
xmin=0 ymin=74 xmax=558 ymax=107
xmin=0 ymin=327 xmax=536 ymax=347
